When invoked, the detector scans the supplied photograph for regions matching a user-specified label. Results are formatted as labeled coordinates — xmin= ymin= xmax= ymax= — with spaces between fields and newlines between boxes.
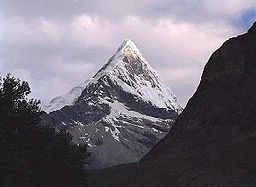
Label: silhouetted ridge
xmin=248 ymin=21 xmax=256 ymax=34
xmin=89 ymin=21 xmax=256 ymax=187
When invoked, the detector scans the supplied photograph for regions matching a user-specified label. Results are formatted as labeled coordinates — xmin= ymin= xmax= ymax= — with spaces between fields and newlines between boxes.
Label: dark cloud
xmin=2 ymin=0 xmax=255 ymax=24
xmin=1 ymin=0 xmax=255 ymax=106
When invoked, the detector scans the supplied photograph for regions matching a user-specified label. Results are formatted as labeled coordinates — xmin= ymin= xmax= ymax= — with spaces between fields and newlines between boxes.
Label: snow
xmin=88 ymin=39 xmax=181 ymax=141
xmin=151 ymin=128 xmax=159 ymax=133
xmin=44 ymin=39 xmax=181 ymax=143
xmin=121 ymin=121 xmax=146 ymax=129
xmin=106 ymin=100 xmax=163 ymax=122
xmin=89 ymin=39 xmax=182 ymax=112
xmin=43 ymin=79 xmax=91 ymax=113
xmin=44 ymin=39 xmax=182 ymax=114
xmin=105 ymin=126 xmax=110 ymax=132
xmin=92 ymin=39 xmax=144 ymax=81
xmin=101 ymin=99 xmax=168 ymax=141
xmin=74 ymin=121 xmax=84 ymax=127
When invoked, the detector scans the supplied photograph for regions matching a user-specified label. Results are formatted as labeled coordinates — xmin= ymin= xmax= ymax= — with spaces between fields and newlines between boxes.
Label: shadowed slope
xmin=88 ymin=22 xmax=256 ymax=186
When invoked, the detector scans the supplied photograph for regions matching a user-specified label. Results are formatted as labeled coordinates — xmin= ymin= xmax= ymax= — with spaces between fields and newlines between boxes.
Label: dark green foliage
xmin=0 ymin=74 xmax=41 ymax=131
xmin=0 ymin=74 xmax=88 ymax=187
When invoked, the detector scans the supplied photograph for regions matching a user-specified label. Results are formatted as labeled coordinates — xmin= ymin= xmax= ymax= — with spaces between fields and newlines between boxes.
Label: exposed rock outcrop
xmin=89 ymin=22 xmax=256 ymax=186
xmin=41 ymin=39 xmax=182 ymax=169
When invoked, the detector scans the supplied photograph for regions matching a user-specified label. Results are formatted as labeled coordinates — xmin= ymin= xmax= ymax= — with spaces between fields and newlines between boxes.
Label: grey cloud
xmin=2 ymin=0 xmax=255 ymax=24
xmin=1 ymin=0 xmax=255 ymax=106
xmin=1 ymin=0 xmax=137 ymax=22
xmin=1 ymin=38 xmax=111 ymax=79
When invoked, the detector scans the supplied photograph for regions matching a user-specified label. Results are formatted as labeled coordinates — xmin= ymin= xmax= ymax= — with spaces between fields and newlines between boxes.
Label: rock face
xmin=43 ymin=80 xmax=91 ymax=113
xmin=41 ymin=39 xmax=182 ymax=169
xmin=88 ymin=22 xmax=256 ymax=186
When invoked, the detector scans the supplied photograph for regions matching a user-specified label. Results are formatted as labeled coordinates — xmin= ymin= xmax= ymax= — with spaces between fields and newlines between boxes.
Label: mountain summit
xmin=92 ymin=22 xmax=256 ymax=186
xmin=44 ymin=39 xmax=181 ymax=113
xmin=93 ymin=39 xmax=182 ymax=112
xmin=41 ymin=39 xmax=182 ymax=169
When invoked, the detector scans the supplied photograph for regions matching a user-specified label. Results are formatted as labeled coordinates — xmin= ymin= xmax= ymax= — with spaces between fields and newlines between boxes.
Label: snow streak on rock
xmin=41 ymin=39 xmax=182 ymax=169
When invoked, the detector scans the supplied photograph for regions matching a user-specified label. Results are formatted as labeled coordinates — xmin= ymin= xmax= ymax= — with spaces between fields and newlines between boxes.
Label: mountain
xmin=88 ymin=22 xmax=256 ymax=186
xmin=43 ymin=79 xmax=91 ymax=113
xmin=41 ymin=39 xmax=182 ymax=169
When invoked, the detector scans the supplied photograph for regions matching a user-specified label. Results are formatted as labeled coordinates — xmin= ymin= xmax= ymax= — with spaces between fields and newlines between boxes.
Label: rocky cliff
xmin=41 ymin=39 xmax=182 ymax=169
xmin=89 ymin=22 xmax=256 ymax=186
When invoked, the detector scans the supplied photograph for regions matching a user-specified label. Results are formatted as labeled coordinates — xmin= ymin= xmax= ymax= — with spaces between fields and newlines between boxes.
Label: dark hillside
xmin=88 ymin=22 xmax=256 ymax=186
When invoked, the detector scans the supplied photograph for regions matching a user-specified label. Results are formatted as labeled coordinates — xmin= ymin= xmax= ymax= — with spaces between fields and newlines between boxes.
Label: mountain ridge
xmin=41 ymin=39 xmax=182 ymax=169
xmin=88 ymin=22 xmax=256 ymax=186
xmin=44 ymin=39 xmax=182 ymax=114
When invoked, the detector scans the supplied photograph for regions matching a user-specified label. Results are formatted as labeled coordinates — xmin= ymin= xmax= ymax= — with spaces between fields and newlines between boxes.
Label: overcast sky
xmin=1 ymin=1 xmax=256 ymax=107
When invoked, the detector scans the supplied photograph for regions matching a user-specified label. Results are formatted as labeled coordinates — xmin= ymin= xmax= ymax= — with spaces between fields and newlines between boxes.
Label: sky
xmin=0 ymin=1 xmax=256 ymax=107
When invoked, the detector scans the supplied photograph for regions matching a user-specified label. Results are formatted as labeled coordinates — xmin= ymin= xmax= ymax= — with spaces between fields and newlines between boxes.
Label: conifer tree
xmin=0 ymin=74 xmax=88 ymax=187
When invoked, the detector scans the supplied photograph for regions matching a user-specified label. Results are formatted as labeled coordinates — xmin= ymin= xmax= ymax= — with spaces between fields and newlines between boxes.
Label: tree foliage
xmin=0 ymin=74 xmax=88 ymax=187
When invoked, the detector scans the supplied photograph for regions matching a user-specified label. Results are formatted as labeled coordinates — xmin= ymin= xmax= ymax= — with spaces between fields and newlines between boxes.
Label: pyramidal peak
xmin=90 ymin=39 xmax=182 ymax=112
xmin=42 ymin=39 xmax=182 ymax=169
xmin=111 ymin=39 xmax=145 ymax=64
xmin=117 ymin=39 xmax=141 ymax=55
xmin=92 ymin=39 xmax=148 ymax=79
xmin=44 ymin=39 xmax=182 ymax=113
xmin=120 ymin=39 xmax=146 ymax=62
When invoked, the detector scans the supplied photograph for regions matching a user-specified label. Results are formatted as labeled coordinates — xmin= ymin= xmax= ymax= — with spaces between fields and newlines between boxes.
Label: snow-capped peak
xmin=117 ymin=39 xmax=142 ymax=57
xmin=44 ymin=39 xmax=182 ymax=114
xmin=92 ymin=39 xmax=145 ymax=79
xmin=91 ymin=39 xmax=182 ymax=112
xmin=42 ymin=39 xmax=183 ymax=169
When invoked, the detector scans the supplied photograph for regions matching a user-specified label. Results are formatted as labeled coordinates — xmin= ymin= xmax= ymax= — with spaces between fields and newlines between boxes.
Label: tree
xmin=0 ymin=74 xmax=88 ymax=187
xmin=0 ymin=74 xmax=41 ymax=133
